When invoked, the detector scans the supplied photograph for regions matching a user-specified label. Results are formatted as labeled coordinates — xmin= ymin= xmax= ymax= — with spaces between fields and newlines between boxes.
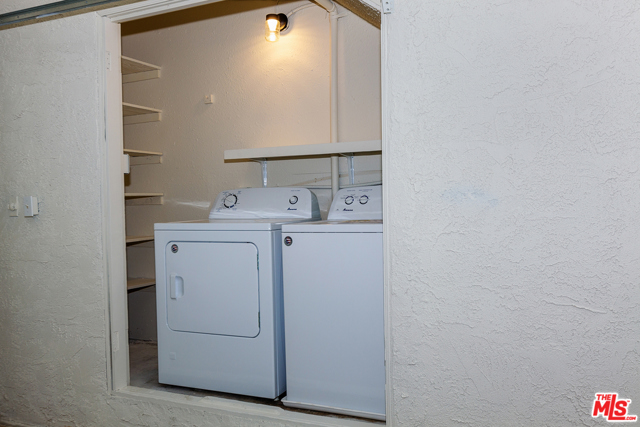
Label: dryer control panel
xmin=209 ymin=187 xmax=321 ymax=220
xmin=327 ymin=185 xmax=382 ymax=221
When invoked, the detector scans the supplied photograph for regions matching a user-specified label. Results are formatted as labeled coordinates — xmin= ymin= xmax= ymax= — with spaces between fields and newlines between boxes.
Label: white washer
xmin=281 ymin=185 xmax=385 ymax=420
xmin=154 ymin=187 xmax=320 ymax=399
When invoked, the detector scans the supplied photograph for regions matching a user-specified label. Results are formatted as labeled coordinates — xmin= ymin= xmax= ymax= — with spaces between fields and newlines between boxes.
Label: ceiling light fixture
xmin=265 ymin=13 xmax=288 ymax=42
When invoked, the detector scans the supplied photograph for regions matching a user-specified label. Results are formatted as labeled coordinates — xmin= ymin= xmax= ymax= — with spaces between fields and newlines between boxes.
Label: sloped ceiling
xmin=334 ymin=0 xmax=380 ymax=28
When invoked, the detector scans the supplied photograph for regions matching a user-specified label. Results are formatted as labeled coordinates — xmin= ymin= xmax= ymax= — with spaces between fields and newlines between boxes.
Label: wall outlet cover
xmin=24 ymin=196 xmax=38 ymax=217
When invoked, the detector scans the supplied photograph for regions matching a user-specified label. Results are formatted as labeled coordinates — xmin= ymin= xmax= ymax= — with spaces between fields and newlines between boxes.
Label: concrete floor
xmin=129 ymin=340 xmax=383 ymax=423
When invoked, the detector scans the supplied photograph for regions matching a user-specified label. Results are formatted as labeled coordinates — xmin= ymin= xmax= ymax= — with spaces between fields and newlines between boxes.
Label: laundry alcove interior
xmin=106 ymin=0 xmax=383 ymax=423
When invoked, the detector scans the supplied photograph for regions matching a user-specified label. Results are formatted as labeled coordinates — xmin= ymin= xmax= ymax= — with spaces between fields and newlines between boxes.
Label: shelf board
xmin=122 ymin=56 xmax=160 ymax=74
xmin=127 ymin=278 xmax=155 ymax=291
xmin=121 ymin=56 xmax=161 ymax=83
xmin=122 ymin=102 xmax=162 ymax=125
xmin=224 ymin=140 xmax=382 ymax=161
xmin=126 ymin=235 xmax=154 ymax=245
xmin=124 ymin=149 xmax=163 ymax=157
xmin=123 ymin=102 xmax=161 ymax=116
xmin=124 ymin=192 xmax=163 ymax=199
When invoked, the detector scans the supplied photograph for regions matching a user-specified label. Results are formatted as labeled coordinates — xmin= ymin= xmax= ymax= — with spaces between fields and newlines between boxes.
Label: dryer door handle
xmin=170 ymin=274 xmax=184 ymax=299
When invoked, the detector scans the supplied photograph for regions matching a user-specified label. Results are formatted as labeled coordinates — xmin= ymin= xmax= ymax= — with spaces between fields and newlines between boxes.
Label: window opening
xmin=106 ymin=0 xmax=385 ymax=423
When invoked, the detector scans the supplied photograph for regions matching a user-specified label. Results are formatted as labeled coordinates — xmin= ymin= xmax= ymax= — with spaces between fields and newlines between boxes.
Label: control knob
xmin=345 ymin=196 xmax=354 ymax=205
xmin=223 ymin=194 xmax=237 ymax=208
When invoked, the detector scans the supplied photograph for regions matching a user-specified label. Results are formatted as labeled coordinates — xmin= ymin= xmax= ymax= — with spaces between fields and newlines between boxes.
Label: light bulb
xmin=265 ymin=13 xmax=287 ymax=43
xmin=267 ymin=17 xmax=279 ymax=32
xmin=266 ymin=31 xmax=278 ymax=42
xmin=266 ymin=14 xmax=280 ymax=42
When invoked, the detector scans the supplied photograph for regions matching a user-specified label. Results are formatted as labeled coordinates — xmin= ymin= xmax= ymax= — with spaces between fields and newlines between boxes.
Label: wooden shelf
xmin=127 ymin=278 xmax=155 ymax=291
xmin=126 ymin=235 xmax=154 ymax=245
xmin=125 ymin=192 xmax=164 ymax=205
xmin=123 ymin=102 xmax=161 ymax=116
xmin=124 ymin=149 xmax=162 ymax=157
xmin=122 ymin=56 xmax=161 ymax=302
xmin=124 ymin=192 xmax=163 ymax=199
xmin=224 ymin=140 xmax=382 ymax=161
xmin=121 ymin=56 xmax=160 ymax=83
xmin=123 ymin=102 xmax=162 ymax=125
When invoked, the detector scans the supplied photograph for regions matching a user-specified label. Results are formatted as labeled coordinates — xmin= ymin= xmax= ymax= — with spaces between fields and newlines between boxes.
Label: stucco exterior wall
xmin=386 ymin=1 xmax=640 ymax=426
xmin=0 ymin=12 xmax=109 ymax=426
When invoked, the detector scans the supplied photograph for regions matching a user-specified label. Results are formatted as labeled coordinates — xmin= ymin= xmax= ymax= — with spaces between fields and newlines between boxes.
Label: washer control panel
xmin=209 ymin=187 xmax=321 ymax=220
xmin=327 ymin=185 xmax=382 ymax=221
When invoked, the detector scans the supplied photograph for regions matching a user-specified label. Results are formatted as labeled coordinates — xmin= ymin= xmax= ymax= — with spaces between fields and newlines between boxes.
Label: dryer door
xmin=164 ymin=241 xmax=260 ymax=338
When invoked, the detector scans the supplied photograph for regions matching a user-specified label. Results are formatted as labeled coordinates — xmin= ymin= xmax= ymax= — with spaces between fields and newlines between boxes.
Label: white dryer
xmin=281 ymin=185 xmax=385 ymax=420
xmin=154 ymin=187 xmax=320 ymax=399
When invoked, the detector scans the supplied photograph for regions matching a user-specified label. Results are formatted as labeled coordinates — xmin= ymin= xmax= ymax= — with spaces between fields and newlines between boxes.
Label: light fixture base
xmin=277 ymin=13 xmax=288 ymax=32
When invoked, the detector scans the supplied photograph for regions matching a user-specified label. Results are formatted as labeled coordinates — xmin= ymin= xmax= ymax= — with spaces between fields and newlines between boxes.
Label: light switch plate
xmin=8 ymin=196 xmax=18 ymax=217
xmin=24 ymin=196 xmax=38 ymax=217
xmin=123 ymin=153 xmax=130 ymax=174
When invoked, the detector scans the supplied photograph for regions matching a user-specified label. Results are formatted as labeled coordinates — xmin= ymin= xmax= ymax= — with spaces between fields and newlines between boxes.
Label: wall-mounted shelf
xmin=123 ymin=102 xmax=162 ymax=125
xmin=125 ymin=192 xmax=163 ymax=206
xmin=124 ymin=192 xmax=163 ymax=199
xmin=127 ymin=278 xmax=155 ymax=291
xmin=122 ymin=55 xmax=163 ymax=340
xmin=126 ymin=235 xmax=154 ymax=245
xmin=224 ymin=140 xmax=382 ymax=188
xmin=124 ymin=149 xmax=163 ymax=167
xmin=124 ymin=149 xmax=163 ymax=157
xmin=224 ymin=140 xmax=381 ymax=161
xmin=121 ymin=56 xmax=161 ymax=83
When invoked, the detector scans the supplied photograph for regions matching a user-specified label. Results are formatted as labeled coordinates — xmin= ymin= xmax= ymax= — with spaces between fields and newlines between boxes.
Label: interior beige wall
xmin=0 ymin=12 xmax=109 ymax=426
xmin=120 ymin=0 xmax=381 ymax=340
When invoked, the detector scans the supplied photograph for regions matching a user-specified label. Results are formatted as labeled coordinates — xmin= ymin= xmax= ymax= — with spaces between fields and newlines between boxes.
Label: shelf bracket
xmin=340 ymin=153 xmax=356 ymax=185
xmin=251 ymin=159 xmax=268 ymax=188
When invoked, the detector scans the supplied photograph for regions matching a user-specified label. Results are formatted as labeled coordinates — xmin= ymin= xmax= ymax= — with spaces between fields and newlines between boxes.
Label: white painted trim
xmin=115 ymin=386 xmax=376 ymax=427
xmin=103 ymin=16 xmax=130 ymax=392
xmin=380 ymin=8 xmax=394 ymax=427
xmin=97 ymin=15 xmax=113 ymax=395
xmin=98 ymin=0 xmax=225 ymax=23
